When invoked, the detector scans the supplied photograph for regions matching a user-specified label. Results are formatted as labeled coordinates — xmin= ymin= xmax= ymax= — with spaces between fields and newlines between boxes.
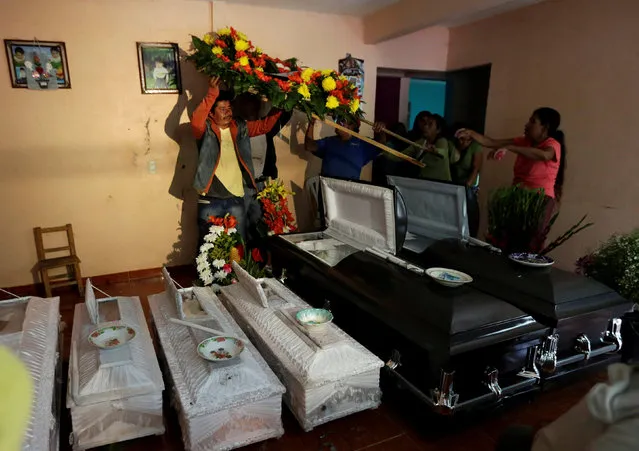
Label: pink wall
xmin=0 ymin=0 xmax=448 ymax=287
xmin=448 ymin=0 xmax=639 ymax=270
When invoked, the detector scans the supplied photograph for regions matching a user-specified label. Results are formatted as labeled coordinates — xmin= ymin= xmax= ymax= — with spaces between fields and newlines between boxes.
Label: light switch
xmin=148 ymin=160 xmax=157 ymax=174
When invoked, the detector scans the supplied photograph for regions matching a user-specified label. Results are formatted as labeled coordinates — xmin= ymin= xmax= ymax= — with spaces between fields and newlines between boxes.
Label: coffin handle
xmin=601 ymin=318 xmax=623 ymax=352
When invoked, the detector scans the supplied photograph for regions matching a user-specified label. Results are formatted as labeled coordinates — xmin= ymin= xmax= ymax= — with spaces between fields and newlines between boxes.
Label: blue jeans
xmin=197 ymin=189 xmax=261 ymax=249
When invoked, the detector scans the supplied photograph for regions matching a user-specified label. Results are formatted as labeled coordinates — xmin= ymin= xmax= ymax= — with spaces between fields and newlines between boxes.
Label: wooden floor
xmin=21 ymin=266 xmax=605 ymax=451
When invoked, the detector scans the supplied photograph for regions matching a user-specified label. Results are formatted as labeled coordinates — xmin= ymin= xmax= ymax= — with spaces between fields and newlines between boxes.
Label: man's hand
xmin=209 ymin=76 xmax=221 ymax=90
xmin=372 ymin=122 xmax=386 ymax=134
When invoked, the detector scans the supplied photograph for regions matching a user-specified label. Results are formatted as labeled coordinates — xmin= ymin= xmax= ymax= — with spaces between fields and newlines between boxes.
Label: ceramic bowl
xmin=89 ymin=325 xmax=136 ymax=350
xmin=425 ymin=267 xmax=473 ymax=287
xmin=296 ymin=308 xmax=334 ymax=327
xmin=509 ymin=252 xmax=555 ymax=268
xmin=197 ymin=336 xmax=245 ymax=362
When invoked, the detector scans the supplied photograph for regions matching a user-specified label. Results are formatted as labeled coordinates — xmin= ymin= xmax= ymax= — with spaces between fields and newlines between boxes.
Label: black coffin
xmin=269 ymin=236 xmax=547 ymax=413
xmin=406 ymin=239 xmax=631 ymax=375
xmin=267 ymin=177 xmax=632 ymax=414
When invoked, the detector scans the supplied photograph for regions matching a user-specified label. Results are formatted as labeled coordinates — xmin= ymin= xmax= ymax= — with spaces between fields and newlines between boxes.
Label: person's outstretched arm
xmin=191 ymin=77 xmax=220 ymax=139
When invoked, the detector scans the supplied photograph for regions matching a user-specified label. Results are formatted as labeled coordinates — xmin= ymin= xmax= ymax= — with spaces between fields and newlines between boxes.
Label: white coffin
xmin=67 ymin=294 xmax=165 ymax=450
xmin=219 ymin=267 xmax=384 ymax=431
xmin=0 ymin=296 xmax=60 ymax=451
xmin=148 ymin=287 xmax=286 ymax=451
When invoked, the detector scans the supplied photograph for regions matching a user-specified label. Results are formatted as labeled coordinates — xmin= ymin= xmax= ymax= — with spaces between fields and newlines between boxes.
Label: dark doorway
xmin=374 ymin=64 xmax=491 ymax=133
xmin=444 ymin=64 xmax=491 ymax=133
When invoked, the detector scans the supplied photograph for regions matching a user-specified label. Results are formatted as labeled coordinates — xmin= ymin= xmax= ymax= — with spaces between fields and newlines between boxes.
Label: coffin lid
xmin=387 ymin=176 xmax=468 ymax=252
xmin=220 ymin=275 xmax=383 ymax=386
xmin=422 ymin=239 xmax=629 ymax=326
xmin=321 ymin=177 xmax=398 ymax=255
xmin=148 ymin=288 xmax=285 ymax=414
xmin=69 ymin=296 xmax=164 ymax=406
xmin=85 ymin=278 xmax=99 ymax=324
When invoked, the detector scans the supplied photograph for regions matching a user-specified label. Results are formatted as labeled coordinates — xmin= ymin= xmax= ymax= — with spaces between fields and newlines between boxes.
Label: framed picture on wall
xmin=4 ymin=39 xmax=71 ymax=89
xmin=137 ymin=42 xmax=182 ymax=94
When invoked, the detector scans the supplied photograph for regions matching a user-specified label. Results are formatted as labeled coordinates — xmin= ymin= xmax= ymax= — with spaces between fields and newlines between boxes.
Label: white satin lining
xmin=321 ymin=177 xmax=396 ymax=254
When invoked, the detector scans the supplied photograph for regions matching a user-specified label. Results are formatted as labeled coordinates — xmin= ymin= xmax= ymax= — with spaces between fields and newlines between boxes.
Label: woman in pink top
xmin=456 ymin=107 xmax=567 ymax=201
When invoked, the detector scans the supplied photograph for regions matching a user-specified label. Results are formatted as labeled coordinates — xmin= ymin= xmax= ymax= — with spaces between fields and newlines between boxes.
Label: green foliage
xmin=577 ymin=229 xmax=639 ymax=301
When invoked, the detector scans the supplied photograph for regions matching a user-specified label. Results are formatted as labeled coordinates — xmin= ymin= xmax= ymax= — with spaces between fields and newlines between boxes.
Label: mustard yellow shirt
xmin=0 ymin=346 xmax=33 ymax=451
xmin=216 ymin=127 xmax=245 ymax=197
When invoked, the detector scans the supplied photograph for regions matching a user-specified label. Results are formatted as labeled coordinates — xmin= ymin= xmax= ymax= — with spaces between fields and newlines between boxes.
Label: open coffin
xmin=387 ymin=176 xmax=631 ymax=377
xmin=0 ymin=295 xmax=61 ymax=451
xmin=267 ymin=177 xmax=631 ymax=415
xmin=219 ymin=263 xmax=383 ymax=431
xmin=148 ymin=280 xmax=286 ymax=451
xmin=67 ymin=280 xmax=164 ymax=450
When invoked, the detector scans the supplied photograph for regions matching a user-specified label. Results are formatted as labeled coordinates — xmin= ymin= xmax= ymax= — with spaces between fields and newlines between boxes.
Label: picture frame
xmin=4 ymin=39 xmax=71 ymax=89
xmin=137 ymin=42 xmax=182 ymax=94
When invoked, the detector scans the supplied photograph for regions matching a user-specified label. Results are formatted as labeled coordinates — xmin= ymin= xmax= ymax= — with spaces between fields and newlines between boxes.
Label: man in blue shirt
xmin=305 ymin=117 xmax=386 ymax=180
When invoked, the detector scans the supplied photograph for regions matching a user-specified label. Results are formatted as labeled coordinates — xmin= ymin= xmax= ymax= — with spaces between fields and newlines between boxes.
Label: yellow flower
xmin=238 ymin=56 xmax=250 ymax=67
xmin=326 ymin=95 xmax=339 ymax=109
xmin=321 ymin=69 xmax=334 ymax=76
xmin=339 ymin=75 xmax=348 ymax=81
xmin=203 ymin=34 xmax=215 ymax=45
xmin=236 ymin=30 xmax=248 ymax=41
xmin=350 ymin=98 xmax=360 ymax=113
xmin=212 ymin=46 xmax=223 ymax=55
xmin=255 ymin=47 xmax=263 ymax=55
xmin=255 ymin=67 xmax=264 ymax=72
xmin=218 ymin=28 xmax=231 ymax=36
xmin=297 ymin=84 xmax=311 ymax=100
xmin=321 ymin=77 xmax=337 ymax=92
xmin=230 ymin=247 xmax=241 ymax=263
xmin=235 ymin=39 xmax=249 ymax=52
xmin=301 ymin=68 xmax=315 ymax=83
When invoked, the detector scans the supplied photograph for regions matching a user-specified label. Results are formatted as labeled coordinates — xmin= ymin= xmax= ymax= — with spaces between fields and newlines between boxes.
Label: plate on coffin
xmin=197 ymin=336 xmax=245 ymax=362
xmin=89 ymin=325 xmax=136 ymax=349
xmin=509 ymin=253 xmax=555 ymax=268
xmin=426 ymin=267 xmax=473 ymax=287
xmin=296 ymin=308 xmax=334 ymax=327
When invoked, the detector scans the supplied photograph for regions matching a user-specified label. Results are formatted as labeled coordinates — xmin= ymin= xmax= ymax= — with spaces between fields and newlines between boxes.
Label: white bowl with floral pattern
xmin=197 ymin=336 xmax=245 ymax=362
xmin=89 ymin=325 xmax=136 ymax=350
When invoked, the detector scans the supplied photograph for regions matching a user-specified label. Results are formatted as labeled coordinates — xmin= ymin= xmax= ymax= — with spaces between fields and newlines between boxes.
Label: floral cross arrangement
xmin=196 ymin=214 xmax=265 ymax=289
xmin=186 ymin=27 xmax=363 ymax=124
xmin=257 ymin=178 xmax=297 ymax=236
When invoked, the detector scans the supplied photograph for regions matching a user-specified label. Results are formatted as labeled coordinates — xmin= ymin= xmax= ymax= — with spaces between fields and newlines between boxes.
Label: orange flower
xmin=288 ymin=72 xmax=303 ymax=84
xmin=224 ymin=215 xmax=238 ymax=230
xmin=276 ymin=79 xmax=292 ymax=92
xmin=214 ymin=39 xmax=227 ymax=48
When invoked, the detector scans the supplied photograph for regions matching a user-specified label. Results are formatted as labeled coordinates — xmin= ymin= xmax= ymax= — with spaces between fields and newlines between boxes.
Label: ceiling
xmin=215 ymin=0 xmax=401 ymax=16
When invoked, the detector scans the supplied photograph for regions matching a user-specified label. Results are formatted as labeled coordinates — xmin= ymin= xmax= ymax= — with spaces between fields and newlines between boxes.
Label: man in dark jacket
xmin=191 ymin=77 xmax=281 ymax=244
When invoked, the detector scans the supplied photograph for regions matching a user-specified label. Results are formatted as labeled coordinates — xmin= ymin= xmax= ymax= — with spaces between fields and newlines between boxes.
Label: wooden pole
xmin=359 ymin=118 xmax=443 ymax=159
xmin=312 ymin=115 xmax=426 ymax=168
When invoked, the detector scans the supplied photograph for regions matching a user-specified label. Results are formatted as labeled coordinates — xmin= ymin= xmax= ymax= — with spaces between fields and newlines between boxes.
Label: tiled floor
xmin=22 ymin=266 xmax=604 ymax=451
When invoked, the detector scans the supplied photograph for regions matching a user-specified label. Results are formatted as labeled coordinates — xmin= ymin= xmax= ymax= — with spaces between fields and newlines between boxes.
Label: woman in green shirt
xmin=449 ymin=124 xmax=483 ymax=237
xmin=404 ymin=113 xmax=453 ymax=182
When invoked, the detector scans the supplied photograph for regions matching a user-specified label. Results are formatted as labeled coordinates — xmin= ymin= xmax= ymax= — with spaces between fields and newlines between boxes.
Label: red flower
xmin=251 ymin=248 xmax=263 ymax=263
xmin=224 ymin=215 xmax=237 ymax=230
xmin=236 ymin=244 xmax=245 ymax=259
xmin=288 ymin=72 xmax=303 ymax=84
xmin=220 ymin=55 xmax=230 ymax=63
xmin=276 ymin=79 xmax=292 ymax=92
xmin=223 ymin=264 xmax=232 ymax=274
xmin=215 ymin=337 xmax=226 ymax=342
xmin=214 ymin=39 xmax=227 ymax=48
xmin=235 ymin=50 xmax=247 ymax=58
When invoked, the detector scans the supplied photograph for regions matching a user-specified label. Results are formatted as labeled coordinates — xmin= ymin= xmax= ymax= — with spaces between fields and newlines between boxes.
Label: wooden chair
xmin=34 ymin=224 xmax=83 ymax=297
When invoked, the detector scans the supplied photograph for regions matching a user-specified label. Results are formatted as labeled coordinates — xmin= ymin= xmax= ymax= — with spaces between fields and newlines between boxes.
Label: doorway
xmin=374 ymin=64 xmax=491 ymax=133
